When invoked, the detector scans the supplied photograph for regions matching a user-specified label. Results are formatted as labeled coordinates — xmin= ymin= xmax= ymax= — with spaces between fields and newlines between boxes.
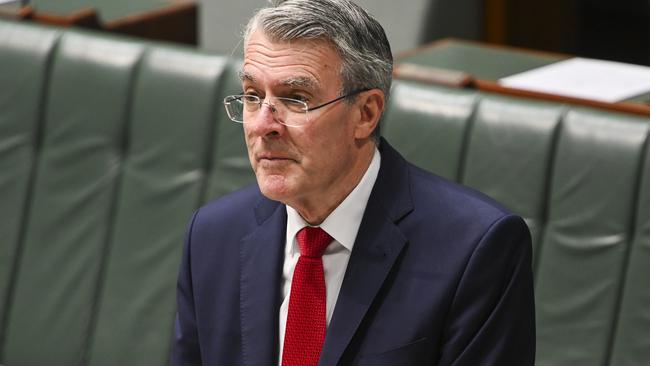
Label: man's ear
xmin=354 ymin=89 xmax=385 ymax=139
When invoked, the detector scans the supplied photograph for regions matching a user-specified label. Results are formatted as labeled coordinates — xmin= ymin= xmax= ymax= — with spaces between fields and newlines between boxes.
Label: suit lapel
xmin=319 ymin=139 xmax=414 ymax=366
xmin=240 ymin=197 xmax=286 ymax=366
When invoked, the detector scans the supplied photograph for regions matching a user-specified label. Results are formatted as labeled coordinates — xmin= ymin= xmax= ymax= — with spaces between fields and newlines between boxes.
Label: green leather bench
xmin=383 ymin=82 xmax=650 ymax=366
xmin=1 ymin=19 xmax=649 ymax=366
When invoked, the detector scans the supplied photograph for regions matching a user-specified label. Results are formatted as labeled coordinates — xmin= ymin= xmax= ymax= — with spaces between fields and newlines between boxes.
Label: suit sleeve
xmin=437 ymin=214 xmax=536 ymax=366
xmin=171 ymin=210 xmax=203 ymax=366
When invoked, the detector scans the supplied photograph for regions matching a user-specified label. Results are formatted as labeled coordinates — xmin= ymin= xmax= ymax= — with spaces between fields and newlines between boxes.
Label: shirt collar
xmin=286 ymin=147 xmax=381 ymax=254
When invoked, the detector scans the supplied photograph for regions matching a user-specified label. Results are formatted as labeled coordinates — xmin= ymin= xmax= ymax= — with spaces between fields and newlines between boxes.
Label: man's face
xmin=242 ymin=31 xmax=367 ymax=213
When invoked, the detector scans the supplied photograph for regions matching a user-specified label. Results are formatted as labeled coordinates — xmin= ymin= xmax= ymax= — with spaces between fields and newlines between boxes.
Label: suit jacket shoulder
xmin=190 ymin=184 xmax=281 ymax=247
xmin=330 ymin=139 xmax=535 ymax=365
xmin=407 ymin=162 xmax=511 ymax=224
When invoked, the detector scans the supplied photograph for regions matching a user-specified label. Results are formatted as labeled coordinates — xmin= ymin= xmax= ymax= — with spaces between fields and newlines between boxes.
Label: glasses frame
xmin=223 ymin=88 xmax=370 ymax=127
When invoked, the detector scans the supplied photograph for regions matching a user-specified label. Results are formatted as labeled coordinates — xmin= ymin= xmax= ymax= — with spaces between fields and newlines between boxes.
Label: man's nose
xmin=247 ymin=102 xmax=283 ymax=136
xmin=261 ymin=101 xmax=276 ymax=113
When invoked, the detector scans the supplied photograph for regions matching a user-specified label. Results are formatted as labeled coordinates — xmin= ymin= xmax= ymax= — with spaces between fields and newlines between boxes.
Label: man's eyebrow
xmin=238 ymin=70 xmax=255 ymax=83
xmin=238 ymin=71 xmax=318 ymax=90
xmin=280 ymin=76 xmax=318 ymax=90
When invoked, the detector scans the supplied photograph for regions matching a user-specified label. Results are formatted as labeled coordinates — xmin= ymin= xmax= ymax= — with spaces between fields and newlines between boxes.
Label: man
xmin=172 ymin=0 xmax=535 ymax=365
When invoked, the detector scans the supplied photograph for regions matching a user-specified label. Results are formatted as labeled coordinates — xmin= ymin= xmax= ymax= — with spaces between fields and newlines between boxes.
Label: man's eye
xmin=241 ymin=95 xmax=260 ymax=103
xmin=288 ymin=94 xmax=308 ymax=102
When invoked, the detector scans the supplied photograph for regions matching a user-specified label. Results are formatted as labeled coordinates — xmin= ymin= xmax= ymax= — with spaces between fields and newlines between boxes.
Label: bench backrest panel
xmin=462 ymin=96 xmax=563 ymax=260
xmin=382 ymin=81 xmax=476 ymax=181
xmin=86 ymin=48 xmax=229 ymax=366
xmin=535 ymin=109 xmax=648 ymax=366
xmin=4 ymin=31 xmax=143 ymax=365
xmin=204 ymin=61 xmax=257 ymax=201
xmin=609 ymin=132 xmax=650 ymax=366
xmin=0 ymin=21 xmax=60 ymax=348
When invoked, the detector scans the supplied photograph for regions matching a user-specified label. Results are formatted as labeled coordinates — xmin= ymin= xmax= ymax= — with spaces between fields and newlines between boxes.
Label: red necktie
xmin=282 ymin=227 xmax=333 ymax=366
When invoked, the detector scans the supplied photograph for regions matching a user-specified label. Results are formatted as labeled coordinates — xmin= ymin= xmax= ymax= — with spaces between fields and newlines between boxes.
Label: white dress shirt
xmin=278 ymin=148 xmax=381 ymax=363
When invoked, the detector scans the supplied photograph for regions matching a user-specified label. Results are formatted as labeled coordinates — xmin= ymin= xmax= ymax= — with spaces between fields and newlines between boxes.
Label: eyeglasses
xmin=223 ymin=89 xmax=369 ymax=127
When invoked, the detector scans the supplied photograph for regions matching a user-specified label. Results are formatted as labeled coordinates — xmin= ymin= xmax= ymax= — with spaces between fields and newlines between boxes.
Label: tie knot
xmin=296 ymin=227 xmax=332 ymax=258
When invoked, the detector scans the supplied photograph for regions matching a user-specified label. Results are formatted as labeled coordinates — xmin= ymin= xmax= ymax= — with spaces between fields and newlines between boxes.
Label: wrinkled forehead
xmin=241 ymin=30 xmax=343 ymax=90
xmin=243 ymin=29 xmax=340 ymax=62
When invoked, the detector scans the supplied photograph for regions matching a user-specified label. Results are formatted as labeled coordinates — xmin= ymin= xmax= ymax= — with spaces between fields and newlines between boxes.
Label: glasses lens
xmin=223 ymin=95 xmax=245 ymax=122
xmin=276 ymin=98 xmax=308 ymax=126
xmin=241 ymin=95 xmax=260 ymax=112
xmin=277 ymin=98 xmax=308 ymax=113
xmin=223 ymin=95 xmax=310 ymax=126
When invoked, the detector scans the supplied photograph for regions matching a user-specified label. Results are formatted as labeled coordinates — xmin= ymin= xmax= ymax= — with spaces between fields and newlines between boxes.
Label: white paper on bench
xmin=498 ymin=57 xmax=650 ymax=103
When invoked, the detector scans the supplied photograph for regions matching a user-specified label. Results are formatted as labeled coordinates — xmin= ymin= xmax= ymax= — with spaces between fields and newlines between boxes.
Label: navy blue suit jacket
xmin=172 ymin=139 xmax=535 ymax=365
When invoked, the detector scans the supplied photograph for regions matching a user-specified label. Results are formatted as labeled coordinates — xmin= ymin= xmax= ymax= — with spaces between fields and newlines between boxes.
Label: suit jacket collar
xmin=318 ymin=138 xmax=414 ymax=366
xmin=240 ymin=197 xmax=285 ymax=366
xmin=240 ymin=138 xmax=414 ymax=366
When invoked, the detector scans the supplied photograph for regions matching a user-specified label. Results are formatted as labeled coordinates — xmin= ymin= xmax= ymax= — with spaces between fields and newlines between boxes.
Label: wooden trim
xmin=29 ymin=7 xmax=101 ymax=28
xmin=0 ymin=4 xmax=34 ymax=19
xmin=14 ymin=1 xmax=196 ymax=44
xmin=0 ymin=5 xmax=34 ymax=20
xmin=16 ymin=5 xmax=33 ymax=18
xmin=393 ymin=63 xmax=475 ymax=88
xmin=105 ymin=1 xmax=194 ymax=30
xmin=104 ymin=1 xmax=197 ymax=45
xmin=475 ymin=80 xmax=650 ymax=117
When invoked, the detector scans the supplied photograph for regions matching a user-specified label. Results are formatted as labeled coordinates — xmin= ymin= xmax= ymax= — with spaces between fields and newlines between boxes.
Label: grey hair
xmin=243 ymin=0 xmax=393 ymax=139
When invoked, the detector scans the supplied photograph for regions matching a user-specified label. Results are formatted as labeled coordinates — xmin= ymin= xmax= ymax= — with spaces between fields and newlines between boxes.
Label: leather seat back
xmin=462 ymin=96 xmax=563 ymax=261
xmin=609 ymin=136 xmax=650 ymax=365
xmin=4 ymin=30 xmax=144 ymax=365
xmin=534 ymin=109 xmax=648 ymax=365
xmin=0 ymin=21 xmax=60 ymax=347
xmin=382 ymin=81 xmax=477 ymax=181
xmin=383 ymin=78 xmax=650 ymax=366
xmin=85 ymin=48 xmax=231 ymax=366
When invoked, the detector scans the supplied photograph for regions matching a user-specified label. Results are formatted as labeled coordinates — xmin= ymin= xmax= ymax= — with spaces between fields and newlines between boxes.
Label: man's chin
xmin=257 ymin=175 xmax=293 ymax=202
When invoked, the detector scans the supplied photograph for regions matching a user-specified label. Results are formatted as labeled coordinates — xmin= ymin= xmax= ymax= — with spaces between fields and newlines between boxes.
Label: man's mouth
xmin=256 ymin=153 xmax=297 ymax=168
xmin=256 ymin=152 xmax=294 ymax=161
